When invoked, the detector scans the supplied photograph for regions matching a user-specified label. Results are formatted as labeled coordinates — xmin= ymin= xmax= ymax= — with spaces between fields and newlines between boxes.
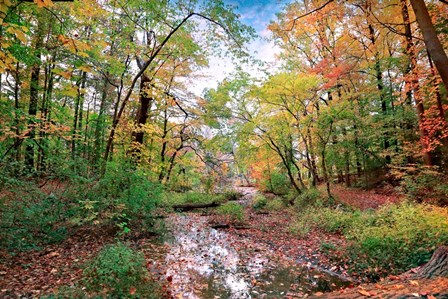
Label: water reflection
xmin=164 ymin=214 xmax=351 ymax=298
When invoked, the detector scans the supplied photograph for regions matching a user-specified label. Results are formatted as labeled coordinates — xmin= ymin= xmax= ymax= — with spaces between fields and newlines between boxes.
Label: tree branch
xmin=283 ymin=0 xmax=335 ymax=31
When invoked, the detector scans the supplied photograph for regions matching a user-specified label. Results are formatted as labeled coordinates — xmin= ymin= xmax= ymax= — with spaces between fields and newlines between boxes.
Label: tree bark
xmin=416 ymin=246 xmax=448 ymax=278
xmin=409 ymin=0 xmax=448 ymax=91
xmin=129 ymin=73 xmax=152 ymax=162
xmin=401 ymin=0 xmax=433 ymax=166
xmin=25 ymin=58 xmax=41 ymax=171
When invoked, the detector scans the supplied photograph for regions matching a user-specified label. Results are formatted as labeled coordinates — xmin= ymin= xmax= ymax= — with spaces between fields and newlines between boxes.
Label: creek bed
xmin=162 ymin=213 xmax=352 ymax=299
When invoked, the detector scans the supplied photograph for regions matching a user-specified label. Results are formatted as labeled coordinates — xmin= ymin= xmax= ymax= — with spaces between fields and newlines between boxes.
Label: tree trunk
xmin=25 ymin=60 xmax=40 ymax=171
xmin=129 ymin=73 xmax=153 ymax=162
xmin=401 ymin=0 xmax=433 ymax=166
xmin=71 ymin=71 xmax=87 ymax=160
xmin=366 ymin=3 xmax=390 ymax=164
xmin=416 ymin=246 xmax=448 ymax=278
xmin=321 ymin=149 xmax=331 ymax=198
xmin=409 ymin=0 xmax=448 ymax=91
xmin=94 ymin=79 xmax=109 ymax=168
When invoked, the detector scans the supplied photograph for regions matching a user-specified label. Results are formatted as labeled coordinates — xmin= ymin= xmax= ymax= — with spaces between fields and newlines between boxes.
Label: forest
xmin=0 ymin=0 xmax=448 ymax=297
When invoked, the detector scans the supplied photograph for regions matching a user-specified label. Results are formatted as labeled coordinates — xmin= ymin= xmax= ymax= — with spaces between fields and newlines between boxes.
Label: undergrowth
xmin=43 ymin=243 xmax=163 ymax=298
xmin=161 ymin=191 xmax=227 ymax=208
xmin=291 ymin=188 xmax=448 ymax=280
xmin=81 ymin=242 xmax=160 ymax=298
xmin=0 ymin=161 xmax=164 ymax=252
xmin=216 ymin=202 xmax=245 ymax=224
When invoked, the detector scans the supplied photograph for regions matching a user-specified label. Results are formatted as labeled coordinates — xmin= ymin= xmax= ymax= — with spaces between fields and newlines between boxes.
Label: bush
xmin=289 ymin=219 xmax=311 ymax=237
xmin=292 ymin=201 xmax=448 ymax=280
xmin=0 ymin=188 xmax=68 ymax=251
xmin=222 ymin=190 xmax=243 ymax=201
xmin=346 ymin=203 xmax=448 ymax=279
xmin=268 ymin=172 xmax=291 ymax=195
xmin=162 ymin=192 xmax=226 ymax=208
xmin=395 ymin=165 xmax=448 ymax=205
xmin=257 ymin=170 xmax=290 ymax=195
xmin=295 ymin=188 xmax=324 ymax=208
xmin=82 ymin=243 xmax=159 ymax=298
xmin=216 ymin=202 xmax=245 ymax=223
xmin=74 ymin=162 xmax=163 ymax=232
xmin=252 ymin=194 xmax=267 ymax=211
xmin=265 ymin=198 xmax=285 ymax=212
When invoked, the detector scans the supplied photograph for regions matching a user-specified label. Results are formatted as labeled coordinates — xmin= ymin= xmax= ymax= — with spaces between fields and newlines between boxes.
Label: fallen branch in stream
xmin=171 ymin=201 xmax=222 ymax=211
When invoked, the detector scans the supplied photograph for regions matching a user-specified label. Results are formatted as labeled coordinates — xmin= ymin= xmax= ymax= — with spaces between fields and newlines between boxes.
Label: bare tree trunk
xmin=366 ymin=3 xmax=390 ymax=164
xmin=25 ymin=59 xmax=40 ymax=171
xmin=409 ymin=0 xmax=448 ymax=91
xmin=94 ymin=79 xmax=109 ymax=168
xmin=71 ymin=71 xmax=87 ymax=160
xmin=401 ymin=0 xmax=433 ymax=166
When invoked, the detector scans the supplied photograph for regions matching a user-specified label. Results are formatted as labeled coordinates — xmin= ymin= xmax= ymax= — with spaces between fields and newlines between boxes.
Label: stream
xmin=161 ymin=187 xmax=352 ymax=298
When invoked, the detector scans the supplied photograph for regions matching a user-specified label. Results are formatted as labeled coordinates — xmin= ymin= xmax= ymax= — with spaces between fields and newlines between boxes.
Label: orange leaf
xmin=358 ymin=289 xmax=371 ymax=297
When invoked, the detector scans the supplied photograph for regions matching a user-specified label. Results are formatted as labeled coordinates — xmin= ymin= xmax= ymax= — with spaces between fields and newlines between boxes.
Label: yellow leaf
xmin=409 ymin=280 xmax=419 ymax=286
xmin=6 ymin=26 xmax=27 ymax=43
xmin=78 ymin=65 xmax=92 ymax=73
xmin=0 ymin=4 xmax=9 ymax=14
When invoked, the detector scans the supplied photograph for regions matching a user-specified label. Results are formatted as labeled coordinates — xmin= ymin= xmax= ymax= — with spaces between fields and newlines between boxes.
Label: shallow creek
xmin=162 ymin=188 xmax=352 ymax=298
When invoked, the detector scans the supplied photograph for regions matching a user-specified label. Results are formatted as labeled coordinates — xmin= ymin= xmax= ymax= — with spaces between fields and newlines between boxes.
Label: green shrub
xmin=75 ymin=162 xmax=163 ymax=232
xmin=320 ymin=241 xmax=337 ymax=253
xmin=216 ymin=202 xmax=245 ymax=223
xmin=268 ymin=172 xmax=290 ymax=195
xmin=265 ymin=198 xmax=285 ymax=212
xmin=346 ymin=203 xmax=448 ymax=279
xmin=82 ymin=243 xmax=159 ymax=298
xmin=295 ymin=188 xmax=323 ymax=208
xmin=162 ymin=192 xmax=226 ymax=208
xmin=222 ymin=190 xmax=243 ymax=201
xmin=293 ymin=201 xmax=448 ymax=280
xmin=0 ymin=189 xmax=68 ymax=251
xmin=396 ymin=165 xmax=448 ymax=205
xmin=289 ymin=219 xmax=311 ymax=237
xmin=258 ymin=170 xmax=290 ymax=195
xmin=252 ymin=194 xmax=267 ymax=211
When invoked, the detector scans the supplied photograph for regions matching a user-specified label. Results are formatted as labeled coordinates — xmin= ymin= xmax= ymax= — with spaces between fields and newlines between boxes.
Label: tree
xmin=410 ymin=0 xmax=448 ymax=91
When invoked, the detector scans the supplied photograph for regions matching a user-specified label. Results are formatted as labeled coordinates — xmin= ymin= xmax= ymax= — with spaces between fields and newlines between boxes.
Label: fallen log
xmin=172 ymin=201 xmax=221 ymax=211
xmin=210 ymin=223 xmax=230 ymax=229
xmin=415 ymin=246 xmax=448 ymax=278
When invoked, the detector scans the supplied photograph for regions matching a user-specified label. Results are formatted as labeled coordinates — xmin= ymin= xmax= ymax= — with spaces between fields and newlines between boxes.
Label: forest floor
xmin=1 ymin=185 xmax=447 ymax=298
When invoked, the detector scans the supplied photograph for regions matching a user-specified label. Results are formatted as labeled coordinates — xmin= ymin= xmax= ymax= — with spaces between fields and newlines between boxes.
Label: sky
xmin=188 ymin=0 xmax=287 ymax=96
